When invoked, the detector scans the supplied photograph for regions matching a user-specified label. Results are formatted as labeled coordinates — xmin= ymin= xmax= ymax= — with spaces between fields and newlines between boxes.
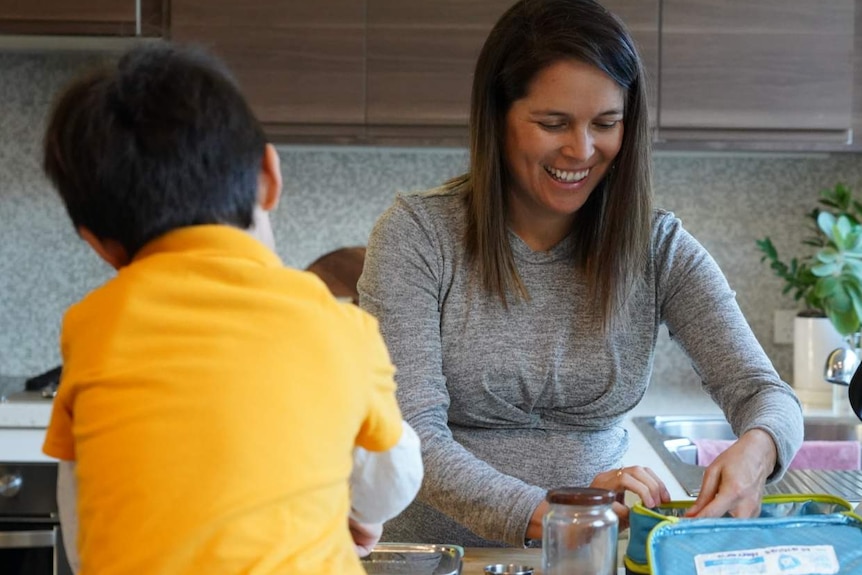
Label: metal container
xmin=483 ymin=564 xmax=534 ymax=574
xmin=361 ymin=542 xmax=464 ymax=575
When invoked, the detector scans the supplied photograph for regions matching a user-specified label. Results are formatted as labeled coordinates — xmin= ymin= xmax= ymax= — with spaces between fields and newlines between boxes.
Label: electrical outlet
xmin=773 ymin=309 xmax=797 ymax=344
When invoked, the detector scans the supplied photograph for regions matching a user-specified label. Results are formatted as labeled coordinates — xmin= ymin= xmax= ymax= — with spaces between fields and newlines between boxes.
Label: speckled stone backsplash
xmin=3 ymin=52 xmax=862 ymax=409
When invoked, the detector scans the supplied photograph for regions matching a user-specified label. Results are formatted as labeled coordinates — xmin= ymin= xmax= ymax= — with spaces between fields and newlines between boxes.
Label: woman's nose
xmin=561 ymin=128 xmax=594 ymax=160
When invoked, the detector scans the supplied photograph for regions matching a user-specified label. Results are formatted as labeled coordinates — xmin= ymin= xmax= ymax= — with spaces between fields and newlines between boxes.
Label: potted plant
xmin=757 ymin=183 xmax=862 ymax=412
xmin=757 ymin=182 xmax=862 ymax=337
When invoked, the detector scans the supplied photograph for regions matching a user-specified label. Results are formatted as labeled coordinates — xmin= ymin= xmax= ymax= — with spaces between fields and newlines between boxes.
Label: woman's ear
xmin=77 ymin=227 xmax=130 ymax=270
xmin=258 ymin=143 xmax=282 ymax=212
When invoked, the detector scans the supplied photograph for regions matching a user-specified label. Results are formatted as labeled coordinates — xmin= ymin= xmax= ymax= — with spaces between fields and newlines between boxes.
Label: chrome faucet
xmin=825 ymin=333 xmax=862 ymax=386
xmin=826 ymin=337 xmax=862 ymax=420
xmin=824 ymin=346 xmax=859 ymax=386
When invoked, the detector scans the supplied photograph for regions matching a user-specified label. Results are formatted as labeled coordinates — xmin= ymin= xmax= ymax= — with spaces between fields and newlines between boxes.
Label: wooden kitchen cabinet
xmin=658 ymin=0 xmax=855 ymax=150
xmin=365 ymin=0 xmax=511 ymax=144
xmin=165 ymin=0 xmax=859 ymax=151
xmin=170 ymin=1 xmax=367 ymax=140
xmin=0 ymin=0 xmax=166 ymax=36
xmin=365 ymin=0 xmax=659 ymax=144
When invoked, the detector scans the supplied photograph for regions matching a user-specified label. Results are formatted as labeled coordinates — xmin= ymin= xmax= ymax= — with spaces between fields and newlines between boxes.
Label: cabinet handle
xmin=0 ymin=530 xmax=55 ymax=549
xmin=135 ymin=0 xmax=141 ymax=36
xmin=656 ymin=128 xmax=852 ymax=147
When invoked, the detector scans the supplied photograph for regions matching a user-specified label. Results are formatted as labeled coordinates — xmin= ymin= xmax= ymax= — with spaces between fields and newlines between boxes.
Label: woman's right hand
xmin=528 ymin=465 xmax=670 ymax=538
xmin=526 ymin=500 xmax=549 ymax=540
xmin=590 ymin=465 xmax=671 ymax=529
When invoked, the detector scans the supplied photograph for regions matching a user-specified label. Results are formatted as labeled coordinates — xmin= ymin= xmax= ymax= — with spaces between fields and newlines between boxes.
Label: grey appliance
xmin=1 ymin=367 xmax=72 ymax=575
xmin=0 ymin=462 xmax=73 ymax=575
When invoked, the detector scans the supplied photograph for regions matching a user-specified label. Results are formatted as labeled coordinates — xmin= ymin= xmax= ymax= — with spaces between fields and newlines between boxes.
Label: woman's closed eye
xmin=593 ymin=120 xmax=621 ymax=130
xmin=537 ymin=119 xmax=622 ymax=132
xmin=538 ymin=120 xmax=567 ymax=131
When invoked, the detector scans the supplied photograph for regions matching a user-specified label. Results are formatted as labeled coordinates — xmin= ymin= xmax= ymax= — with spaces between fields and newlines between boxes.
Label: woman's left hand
xmin=590 ymin=465 xmax=671 ymax=529
xmin=684 ymin=428 xmax=777 ymax=519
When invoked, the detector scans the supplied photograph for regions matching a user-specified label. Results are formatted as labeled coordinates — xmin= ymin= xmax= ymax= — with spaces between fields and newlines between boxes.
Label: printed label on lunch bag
xmin=693 ymin=545 xmax=839 ymax=575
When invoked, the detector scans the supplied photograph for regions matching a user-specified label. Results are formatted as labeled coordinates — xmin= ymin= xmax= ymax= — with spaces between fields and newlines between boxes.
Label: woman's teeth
xmin=545 ymin=166 xmax=589 ymax=183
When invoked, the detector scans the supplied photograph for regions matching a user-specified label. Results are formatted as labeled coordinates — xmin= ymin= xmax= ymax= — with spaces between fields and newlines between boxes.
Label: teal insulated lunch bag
xmin=624 ymin=494 xmax=861 ymax=575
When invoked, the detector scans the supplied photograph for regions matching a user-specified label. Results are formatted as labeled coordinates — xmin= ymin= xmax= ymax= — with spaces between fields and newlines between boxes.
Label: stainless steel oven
xmin=1 ymin=462 xmax=73 ymax=575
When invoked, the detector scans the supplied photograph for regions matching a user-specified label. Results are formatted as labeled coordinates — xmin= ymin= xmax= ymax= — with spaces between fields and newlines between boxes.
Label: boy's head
xmin=43 ymin=43 xmax=279 ymax=265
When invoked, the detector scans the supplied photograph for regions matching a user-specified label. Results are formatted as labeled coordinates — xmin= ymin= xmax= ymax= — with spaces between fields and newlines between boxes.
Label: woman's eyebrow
xmin=530 ymin=108 xmax=624 ymax=118
xmin=597 ymin=108 xmax=624 ymax=117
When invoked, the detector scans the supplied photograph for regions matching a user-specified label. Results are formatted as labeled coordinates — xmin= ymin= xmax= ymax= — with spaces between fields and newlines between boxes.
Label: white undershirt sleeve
xmin=349 ymin=420 xmax=423 ymax=524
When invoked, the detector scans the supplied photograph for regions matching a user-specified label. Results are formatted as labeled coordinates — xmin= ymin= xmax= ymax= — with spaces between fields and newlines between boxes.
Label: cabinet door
xmin=659 ymin=0 xmax=854 ymax=146
xmin=366 ymin=0 xmax=659 ymax=144
xmin=0 ymin=0 xmax=164 ymax=36
xmin=366 ymin=0 xmax=511 ymax=144
xmin=171 ymin=1 xmax=366 ymax=137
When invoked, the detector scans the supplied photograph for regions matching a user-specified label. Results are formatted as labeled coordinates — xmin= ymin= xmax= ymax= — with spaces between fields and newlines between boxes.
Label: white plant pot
xmin=793 ymin=315 xmax=846 ymax=411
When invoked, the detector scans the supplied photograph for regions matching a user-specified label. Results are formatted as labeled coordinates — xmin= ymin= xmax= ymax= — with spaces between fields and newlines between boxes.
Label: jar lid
xmin=546 ymin=487 xmax=616 ymax=506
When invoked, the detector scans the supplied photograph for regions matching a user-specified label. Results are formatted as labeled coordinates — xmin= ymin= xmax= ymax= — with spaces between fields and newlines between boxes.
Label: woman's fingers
xmin=645 ymin=466 xmax=673 ymax=502
xmin=685 ymin=464 xmax=721 ymax=517
xmin=591 ymin=465 xmax=671 ymax=508
xmin=616 ymin=465 xmax=668 ymax=508
xmin=686 ymin=431 xmax=774 ymax=519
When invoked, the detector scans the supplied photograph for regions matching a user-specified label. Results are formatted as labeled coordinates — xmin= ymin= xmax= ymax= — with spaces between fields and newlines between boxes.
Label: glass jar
xmin=542 ymin=487 xmax=618 ymax=575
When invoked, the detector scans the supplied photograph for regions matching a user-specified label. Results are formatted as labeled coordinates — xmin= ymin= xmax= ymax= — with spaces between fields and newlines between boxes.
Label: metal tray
xmin=361 ymin=542 xmax=464 ymax=575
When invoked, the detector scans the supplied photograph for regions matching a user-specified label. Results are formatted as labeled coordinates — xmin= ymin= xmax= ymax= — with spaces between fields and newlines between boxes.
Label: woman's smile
xmin=543 ymin=165 xmax=590 ymax=184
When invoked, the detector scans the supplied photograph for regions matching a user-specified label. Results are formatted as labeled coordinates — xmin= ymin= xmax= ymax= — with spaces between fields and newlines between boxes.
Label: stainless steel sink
xmin=632 ymin=415 xmax=862 ymax=500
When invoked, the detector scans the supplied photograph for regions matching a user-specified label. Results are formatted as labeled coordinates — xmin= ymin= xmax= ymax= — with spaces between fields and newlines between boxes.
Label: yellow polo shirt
xmin=43 ymin=225 xmax=403 ymax=575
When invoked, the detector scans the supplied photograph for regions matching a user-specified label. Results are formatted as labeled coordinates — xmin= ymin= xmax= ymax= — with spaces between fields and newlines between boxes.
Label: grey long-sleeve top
xmin=358 ymin=186 xmax=803 ymax=547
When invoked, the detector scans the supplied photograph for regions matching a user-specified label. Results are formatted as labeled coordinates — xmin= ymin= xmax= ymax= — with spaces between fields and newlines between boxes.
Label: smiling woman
xmin=358 ymin=0 xmax=803 ymax=549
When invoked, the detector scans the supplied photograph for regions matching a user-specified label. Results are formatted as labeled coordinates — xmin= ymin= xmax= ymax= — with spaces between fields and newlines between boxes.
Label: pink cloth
xmin=693 ymin=439 xmax=862 ymax=471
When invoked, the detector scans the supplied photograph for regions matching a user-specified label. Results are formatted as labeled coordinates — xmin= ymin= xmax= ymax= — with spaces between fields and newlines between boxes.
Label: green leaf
xmin=847 ymin=282 xmax=862 ymax=328
xmin=845 ymin=231 xmax=862 ymax=254
xmin=837 ymin=215 xmax=853 ymax=239
xmin=828 ymin=285 xmax=853 ymax=313
xmin=818 ymin=212 xmax=837 ymax=239
xmin=815 ymin=276 xmax=840 ymax=298
xmin=811 ymin=262 xmax=839 ymax=276
xmin=815 ymin=248 xmax=839 ymax=263
xmin=755 ymin=237 xmax=777 ymax=260
xmin=828 ymin=306 xmax=861 ymax=336
xmin=846 ymin=260 xmax=862 ymax=277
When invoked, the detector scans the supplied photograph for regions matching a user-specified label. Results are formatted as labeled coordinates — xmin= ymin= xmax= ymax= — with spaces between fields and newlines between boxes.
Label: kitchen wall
xmin=3 ymin=51 xmax=862 ymax=409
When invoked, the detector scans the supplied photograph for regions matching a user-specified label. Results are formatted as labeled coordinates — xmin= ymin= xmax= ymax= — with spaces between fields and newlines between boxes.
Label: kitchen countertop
xmin=462 ymin=547 xmax=625 ymax=574
xmin=0 ymin=373 xmax=54 ymax=428
xmin=0 ymin=393 xmax=54 ymax=429
xmin=0 ymin=374 xmax=56 ymax=461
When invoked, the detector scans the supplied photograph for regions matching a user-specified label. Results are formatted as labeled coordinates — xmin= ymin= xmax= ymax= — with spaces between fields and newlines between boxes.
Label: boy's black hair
xmin=43 ymin=43 xmax=267 ymax=257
